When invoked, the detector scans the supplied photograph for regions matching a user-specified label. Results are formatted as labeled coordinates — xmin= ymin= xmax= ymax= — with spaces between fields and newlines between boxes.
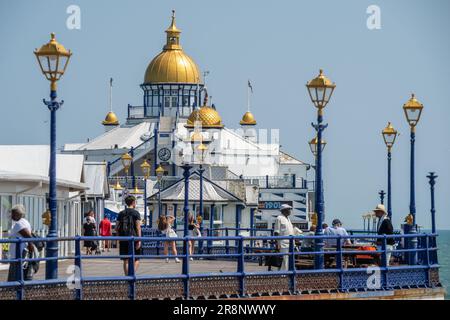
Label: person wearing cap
xmin=324 ymin=219 xmax=351 ymax=247
xmin=274 ymin=204 xmax=295 ymax=271
xmin=373 ymin=204 xmax=394 ymax=265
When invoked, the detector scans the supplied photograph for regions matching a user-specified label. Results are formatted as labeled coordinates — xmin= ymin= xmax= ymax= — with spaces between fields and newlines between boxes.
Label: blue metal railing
xmin=0 ymin=232 xmax=440 ymax=300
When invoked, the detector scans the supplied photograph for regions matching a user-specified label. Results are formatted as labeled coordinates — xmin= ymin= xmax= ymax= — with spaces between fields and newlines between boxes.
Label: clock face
xmin=158 ymin=147 xmax=172 ymax=161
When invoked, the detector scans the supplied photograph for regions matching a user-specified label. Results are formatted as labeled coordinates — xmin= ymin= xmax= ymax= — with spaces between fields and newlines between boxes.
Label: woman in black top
xmin=83 ymin=217 xmax=98 ymax=254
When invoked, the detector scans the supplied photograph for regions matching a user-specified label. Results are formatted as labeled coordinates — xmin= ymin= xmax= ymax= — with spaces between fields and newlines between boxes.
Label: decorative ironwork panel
xmin=245 ymin=275 xmax=290 ymax=295
xmin=429 ymin=268 xmax=440 ymax=287
xmin=0 ymin=286 xmax=18 ymax=300
xmin=24 ymin=283 xmax=75 ymax=300
xmin=82 ymin=280 xmax=129 ymax=300
xmin=387 ymin=269 xmax=427 ymax=288
xmin=342 ymin=271 xmax=370 ymax=290
xmin=190 ymin=276 xmax=239 ymax=297
xmin=296 ymin=272 xmax=339 ymax=291
xmin=136 ymin=278 xmax=184 ymax=300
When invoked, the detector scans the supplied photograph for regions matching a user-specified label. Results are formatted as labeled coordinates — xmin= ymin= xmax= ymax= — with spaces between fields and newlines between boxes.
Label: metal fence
xmin=0 ymin=232 xmax=441 ymax=300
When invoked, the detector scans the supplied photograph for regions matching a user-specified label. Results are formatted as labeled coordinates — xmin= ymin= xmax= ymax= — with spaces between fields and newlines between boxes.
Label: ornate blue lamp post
xmin=427 ymin=172 xmax=437 ymax=234
xmin=379 ymin=190 xmax=386 ymax=205
xmin=382 ymin=122 xmax=398 ymax=219
xmin=34 ymin=33 xmax=72 ymax=279
xmin=140 ymin=159 xmax=151 ymax=225
xmin=181 ymin=164 xmax=192 ymax=237
xmin=197 ymin=142 xmax=208 ymax=252
xmin=402 ymin=94 xmax=424 ymax=265
xmin=156 ymin=164 xmax=164 ymax=217
xmin=121 ymin=152 xmax=133 ymax=189
xmin=306 ymin=69 xmax=336 ymax=269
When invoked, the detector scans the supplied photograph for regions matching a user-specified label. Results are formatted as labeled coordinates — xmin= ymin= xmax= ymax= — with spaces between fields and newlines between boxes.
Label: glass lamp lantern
xmin=403 ymin=94 xmax=424 ymax=128
xmin=382 ymin=122 xmax=398 ymax=149
xmin=306 ymin=69 xmax=336 ymax=110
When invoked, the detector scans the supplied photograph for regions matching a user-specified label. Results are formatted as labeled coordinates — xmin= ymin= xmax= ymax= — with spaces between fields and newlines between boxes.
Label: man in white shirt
xmin=274 ymin=204 xmax=295 ymax=271
xmin=8 ymin=204 xmax=33 ymax=281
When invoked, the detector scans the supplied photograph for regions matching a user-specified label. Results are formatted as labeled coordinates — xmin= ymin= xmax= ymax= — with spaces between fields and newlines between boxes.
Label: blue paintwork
xmin=0 ymin=231 xmax=440 ymax=300
xmin=42 ymin=89 xmax=63 ymax=280
xmin=312 ymin=113 xmax=328 ymax=269
xmin=409 ymin=130 xmax=418 ymax=264
xmin=182 ymin=164 xmax=192 ymax=237
xmin=379 ymin=190 xmax=385 ymax=205
xmin=427 ymin=172 xmax=437 ymax=234
xmin=143 ymin=177 xmax=147 ymax=225
xmin=387 ymin=151 xmax=392 ymax=218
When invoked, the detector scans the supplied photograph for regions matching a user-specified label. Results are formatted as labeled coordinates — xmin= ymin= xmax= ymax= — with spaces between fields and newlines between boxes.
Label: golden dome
xmin=240 ymin=111 xmax=257 ymax=126
xmin=186 ymin=106 xmax=224 ymax=129
xmin=144 ymin=11 xmax=201 ymax=84
xmin=102 ymin=111 xmax=119 ymax=126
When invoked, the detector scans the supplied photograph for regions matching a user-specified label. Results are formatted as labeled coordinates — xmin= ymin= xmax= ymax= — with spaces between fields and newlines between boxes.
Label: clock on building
xmin=158 ymin=147 xmax=172 ymax=161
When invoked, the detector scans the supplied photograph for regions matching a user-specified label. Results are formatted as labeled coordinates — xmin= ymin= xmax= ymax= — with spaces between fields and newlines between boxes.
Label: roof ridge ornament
xmin=164 ymin=9 xmax=182 ymax=50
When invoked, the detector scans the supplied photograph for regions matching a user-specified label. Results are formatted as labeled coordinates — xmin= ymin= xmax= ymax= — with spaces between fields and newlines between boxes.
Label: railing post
xmin=16 ymin=238 xmax=24 ymax=300
xmin=75 ymin=236 xmax=83 ymax=300
xmin=336 ymin=235 xmax=343 ymax=290
xmin=424 ymin=235 xmax=431 ymax=286
xmin=182 ymin=237 xmax=190 ymax=299
xmin=288 ymin=236 xmax=296 ymax=293
xmin=225 ymin=228 xmax=230 ymax=255
xmin=237 ymin=236 xmax=245 ymax=297
xmin=128 ymin=237 xmax=136 ymax=300
xmin=381 ymin=236 xmax=388 ymax=288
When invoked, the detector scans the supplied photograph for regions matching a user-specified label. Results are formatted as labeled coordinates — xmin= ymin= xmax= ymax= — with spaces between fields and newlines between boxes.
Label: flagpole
xmin=109 ymin=78 xmax=113 ymax=112
xmin=247 ymin=80 xmax=250 ymax=112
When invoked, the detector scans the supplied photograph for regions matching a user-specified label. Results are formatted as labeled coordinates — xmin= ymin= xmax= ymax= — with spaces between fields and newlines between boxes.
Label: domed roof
xmin=186 ymin=106 xmax=224 ymax=129
xmin=102 ymin=111 xmax=119 ymax=126
xmin=144 ymin=11 xmax=201 ymax=84
xmin=239 ymin=111 xmax=257 ymax=125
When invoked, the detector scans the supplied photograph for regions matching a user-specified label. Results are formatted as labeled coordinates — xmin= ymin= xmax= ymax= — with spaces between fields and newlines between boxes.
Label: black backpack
xmin=117 ymin=209 xmax=137 ymax=236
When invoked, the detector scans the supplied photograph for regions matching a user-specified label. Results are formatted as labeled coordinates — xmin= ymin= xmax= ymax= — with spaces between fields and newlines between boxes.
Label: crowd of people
xmin=272 ymin=203 xmax=395 ymax=271
xmin=4 ymin=195 xmax=395 ymax=281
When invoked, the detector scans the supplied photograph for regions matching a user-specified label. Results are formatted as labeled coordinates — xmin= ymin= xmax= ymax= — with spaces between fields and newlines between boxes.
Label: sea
xmin=437 ymin=230 xmax=450 ymax=300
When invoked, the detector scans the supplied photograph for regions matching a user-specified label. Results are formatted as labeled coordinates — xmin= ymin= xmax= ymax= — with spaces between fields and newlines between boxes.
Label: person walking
xmin=116 ymin=196 xmax=142 ymax=275
xmin=7 ymin=205 xmax=34 ymax=282
xmin=373 ymin=204 xmax=395 ymax=265
xmin=83 ymin=216 xmax=98 ymax=255
xmin=157 ymin=215 xmax=180 ymax=263
xmin=99 ymin=216 xmax=112 ymax=252
xmin=187 ymin=213 xmax=200 ymax=261
xmin=274 ymin=204 xmax=295 ymax=271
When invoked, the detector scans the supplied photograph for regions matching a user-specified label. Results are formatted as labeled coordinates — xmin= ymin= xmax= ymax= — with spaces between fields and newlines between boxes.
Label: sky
xmin=0 ymin=0 xmax=449 ymax=229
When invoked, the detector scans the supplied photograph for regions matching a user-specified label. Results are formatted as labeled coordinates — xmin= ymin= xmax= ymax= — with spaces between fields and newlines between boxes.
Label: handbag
xmin=22 ymin=250 xmax=39 ymax=281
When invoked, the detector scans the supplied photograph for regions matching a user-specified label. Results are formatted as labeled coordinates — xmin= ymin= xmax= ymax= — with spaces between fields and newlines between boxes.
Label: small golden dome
xmin=240 ymin=111 xmax=257 ymax=126
xmin=186 ymin=106 xmax=224 ymax=129
xmin=144 ymin=11 xmax=201 ymax=84
xmin=102 ymin=111 xmax=119 ymax=126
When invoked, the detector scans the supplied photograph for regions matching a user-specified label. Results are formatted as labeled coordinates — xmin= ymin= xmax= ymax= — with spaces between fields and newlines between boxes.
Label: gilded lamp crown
xmin=307 ymin=69 xmax=335 ymax=88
